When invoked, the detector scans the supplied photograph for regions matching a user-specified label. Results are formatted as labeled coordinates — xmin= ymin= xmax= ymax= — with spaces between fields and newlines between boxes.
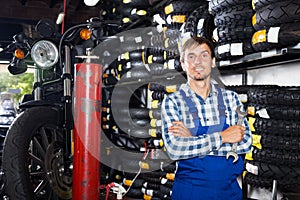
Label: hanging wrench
xmin=226 ymin=105 xmax=247 ymax=163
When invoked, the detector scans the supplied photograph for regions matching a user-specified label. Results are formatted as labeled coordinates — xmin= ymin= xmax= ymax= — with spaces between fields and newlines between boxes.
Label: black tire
xmin=253 ymin=1 xmax=300 ymax=30
xmin=142 ymin=176 xmax=162 ymax=184
xmin=260 ymin=135 xmax=300 ymax=151
xmin=123 ymin=178 xmax=145 ymax=188
xmin=245 ymin=172 xmax=300 ymax=190
xmin=163 ymin=0 xmax=207 ymax=15
xmin=125 ymin=187 xmax=144 ymax=198
xmin=104 ymin=132 xmax=143 ymax=151
xmin=248 ymin=87 xmax=300 ymax=106
xmin=2 ymin=106 xmax=71 ymax=200
xmin=209 ymin=0 xmax=251 ymax=15
xmin=124 ymin=50 xmax=144 ymax=61
xmin=252 ymin=0 xmax=279 ymax=11
xmin=143 ymin=181 xmax=161 ymax=190
xmin=183 ymin=4 xmax=216 ymax=43
xmin=121 ymin=0 xmax=151 ymax=7
xmin=144 ymin=53 xmax=165 ymax=64
xmin=159 ymin=184 xmax=172 ymax=195
xmin=214 ymin=4 xmax=254 ymax=27
xmin=215 ymin=39 xmax=255 ymax=61
xmin=118 ymin=5 xmax=148 ymax=21
xmin=151 ymin=91 xmax=166 ymax=101
xmin=248 ymin=104 xmax=300 ymax=120
xmin=251 ymin=21 xmax=300 ymax=52
xmin=246 ymin=161 xmax=300 ymax=179
xmin=98 ymin=28 xmax=154 ymax=66
xmin=216 ymin=23 xmax=254 ymax=43
xmin=164 ymin=13 xmax=190 ymax=29
xmin=225 ymin=85 xmax=278 ymax=95
xmin=253 ymin=117 xmax=300 ymax=137
xmin=252 ymin=146 xmax=300 ymax=167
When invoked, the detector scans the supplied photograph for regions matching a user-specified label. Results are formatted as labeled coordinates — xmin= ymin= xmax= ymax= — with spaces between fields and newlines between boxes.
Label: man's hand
xmin=168 ymin=121 xmax=192 ymax=137
xmin=221 ymin=125 xmax=245 ymax=144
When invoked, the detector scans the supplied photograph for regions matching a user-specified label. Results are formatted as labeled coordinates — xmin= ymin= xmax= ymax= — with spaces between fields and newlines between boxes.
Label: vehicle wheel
xmin=2 ymin=106 xmax=72 ymax=200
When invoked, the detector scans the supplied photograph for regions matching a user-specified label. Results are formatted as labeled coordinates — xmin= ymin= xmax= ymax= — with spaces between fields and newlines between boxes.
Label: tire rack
xmin=226 ymin=85 xmax=300 ymax=200
xmin=97 ymin=0 xmax=300 ymax=199
xmin=100 ymin=0 xmax=209 ymax=199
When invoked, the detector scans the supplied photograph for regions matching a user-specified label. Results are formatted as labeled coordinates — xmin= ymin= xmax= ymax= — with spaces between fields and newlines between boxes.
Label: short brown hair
xmin=180 ymin=37 xmax=215 ymax=62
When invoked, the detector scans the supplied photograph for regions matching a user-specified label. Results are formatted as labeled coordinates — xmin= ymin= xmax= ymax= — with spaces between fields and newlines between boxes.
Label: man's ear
xmin=212 ymin=57 xmax=216 ymax=68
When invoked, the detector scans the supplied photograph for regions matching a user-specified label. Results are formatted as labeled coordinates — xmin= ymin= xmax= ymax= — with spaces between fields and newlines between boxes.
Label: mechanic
xmin=161 ymin=36 xmax=252 ymax=200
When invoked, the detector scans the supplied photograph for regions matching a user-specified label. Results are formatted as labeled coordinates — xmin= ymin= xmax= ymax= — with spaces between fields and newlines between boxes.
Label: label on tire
xmin=246 ymin=162 xmax=258 ymax=175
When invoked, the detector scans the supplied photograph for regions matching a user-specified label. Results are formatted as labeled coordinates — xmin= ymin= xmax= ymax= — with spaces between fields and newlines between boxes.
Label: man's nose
xmin=194 ymin=55 xmax=202 ymax=64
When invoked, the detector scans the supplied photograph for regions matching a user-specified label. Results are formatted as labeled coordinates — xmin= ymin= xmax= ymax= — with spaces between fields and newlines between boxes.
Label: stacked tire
xmin=100 ymin=0 xmax=156 ymax=33
xmin=141 ymin=163 xmax=175 ymax=200
xmin=162 ymin=0 xmax=208 ymax=30
xmin=182 ymin=4 xmax=215 ymax=44
xmin=251 ymin=0 xmax=300 ymax=52
xmin=209 ymin=0 xmax=256 ymax=61
xmin=244 ymin=86 xmax=300 ymax=199
xmin=99 ymin=1 xmax=189 ymax=198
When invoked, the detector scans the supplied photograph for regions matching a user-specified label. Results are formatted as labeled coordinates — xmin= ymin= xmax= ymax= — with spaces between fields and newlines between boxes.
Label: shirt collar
xmin=180 ymin=82 xmax=219 ymax=98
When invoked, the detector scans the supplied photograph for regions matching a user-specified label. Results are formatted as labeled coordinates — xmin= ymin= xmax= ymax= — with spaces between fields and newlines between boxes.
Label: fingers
xmin=236 ymin=125 xmax=246 ymax=141
xmin=172 ymin=121 xmax=185 ymax=127
xmin=221 ymin=125 xmax=246 ymax=143
xmin=168 ymin=121 xmax=192 ymax=137
xmin=168 ymin=123 xmax=186 ymax=134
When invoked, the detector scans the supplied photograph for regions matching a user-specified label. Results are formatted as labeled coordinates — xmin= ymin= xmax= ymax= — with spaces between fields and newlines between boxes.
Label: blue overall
xmin=171 ymin=87 xmax=244 ymax=200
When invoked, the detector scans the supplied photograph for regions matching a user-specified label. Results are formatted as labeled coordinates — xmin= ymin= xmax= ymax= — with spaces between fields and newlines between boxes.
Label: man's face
xmin=181 ymin=43 xmax=214 ymax=81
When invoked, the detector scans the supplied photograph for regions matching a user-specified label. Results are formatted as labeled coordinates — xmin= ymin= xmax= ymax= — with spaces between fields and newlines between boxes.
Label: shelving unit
xmin=217 ymin=43 xmax=300 ymax=75
xmin=217 ymin=42 xmax=300 ymax=200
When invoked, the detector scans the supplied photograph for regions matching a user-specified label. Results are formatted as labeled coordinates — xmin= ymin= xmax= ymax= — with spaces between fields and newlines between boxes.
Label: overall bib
xmin=171 ymin=87 xmax=244 ymax=200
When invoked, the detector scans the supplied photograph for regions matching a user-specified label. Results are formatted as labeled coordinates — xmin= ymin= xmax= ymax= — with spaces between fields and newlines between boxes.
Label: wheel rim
xmin=45 ymin=141 xmax=72 ymax=199
xmin=28 ymin=126 xmax=72 ymax=199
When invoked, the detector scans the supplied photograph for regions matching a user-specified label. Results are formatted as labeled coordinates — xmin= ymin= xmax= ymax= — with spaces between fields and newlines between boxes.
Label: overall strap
xmin=179 ymin=89 xmax=199 ymax=135
xmin=179 ymin=86 xmax=227 ymax=135
xmin=216 ymin=86 xmax=226 ymax=125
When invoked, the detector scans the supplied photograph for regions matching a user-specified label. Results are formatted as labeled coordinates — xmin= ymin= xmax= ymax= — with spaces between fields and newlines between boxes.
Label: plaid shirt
xmin=161 ymin=83 xmax=252 ymax=160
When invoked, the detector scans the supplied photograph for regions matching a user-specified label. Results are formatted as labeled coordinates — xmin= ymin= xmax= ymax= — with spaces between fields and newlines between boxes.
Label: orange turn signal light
xmin=80 ymin=28 xmax=92 ymax=40
xmin=14 ymin=48 xmax=25 ymax=59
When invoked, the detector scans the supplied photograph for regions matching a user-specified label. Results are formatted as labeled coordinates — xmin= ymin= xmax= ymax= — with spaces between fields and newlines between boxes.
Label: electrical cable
xmin=61 ymin=0 xmax=67 ymax=34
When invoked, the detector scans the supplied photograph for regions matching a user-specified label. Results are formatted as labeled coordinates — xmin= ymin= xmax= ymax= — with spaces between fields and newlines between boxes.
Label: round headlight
xmin=31 ymin=40 xmax=58 ymax=68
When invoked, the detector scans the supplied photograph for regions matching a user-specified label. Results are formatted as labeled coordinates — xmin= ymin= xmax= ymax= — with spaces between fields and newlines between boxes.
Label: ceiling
xmin=0 ymin=0 xmax=102 ymax=61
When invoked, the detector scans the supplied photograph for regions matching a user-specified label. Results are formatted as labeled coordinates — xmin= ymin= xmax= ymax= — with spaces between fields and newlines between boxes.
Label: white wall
xmin=220 ymin=62 xmax=300 ymax=86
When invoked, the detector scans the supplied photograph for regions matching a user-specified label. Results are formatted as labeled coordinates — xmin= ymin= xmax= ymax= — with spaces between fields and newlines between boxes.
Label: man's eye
xmin=202 ymin=52 xmax=209 ymax=57
xmin=201 ymin=52 xmax=210 ymax=59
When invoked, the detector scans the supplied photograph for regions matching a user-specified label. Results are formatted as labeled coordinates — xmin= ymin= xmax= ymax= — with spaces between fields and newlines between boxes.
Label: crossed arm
xmin=161 ymin=96 xmax=252 ymax=160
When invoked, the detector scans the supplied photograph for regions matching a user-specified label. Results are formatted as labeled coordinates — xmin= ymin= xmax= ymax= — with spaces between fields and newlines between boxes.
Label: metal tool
xmin=226 ymin=105 xmax=247 ymax=163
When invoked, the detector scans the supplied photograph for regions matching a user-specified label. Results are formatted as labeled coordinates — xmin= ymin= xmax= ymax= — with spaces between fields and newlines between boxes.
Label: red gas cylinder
xmin=72 ymin=59 xmax=102 ymax=200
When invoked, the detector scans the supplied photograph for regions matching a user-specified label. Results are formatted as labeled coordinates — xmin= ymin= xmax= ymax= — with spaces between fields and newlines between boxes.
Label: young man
xmin=161 ymin=37 xmax=252 ymax=200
